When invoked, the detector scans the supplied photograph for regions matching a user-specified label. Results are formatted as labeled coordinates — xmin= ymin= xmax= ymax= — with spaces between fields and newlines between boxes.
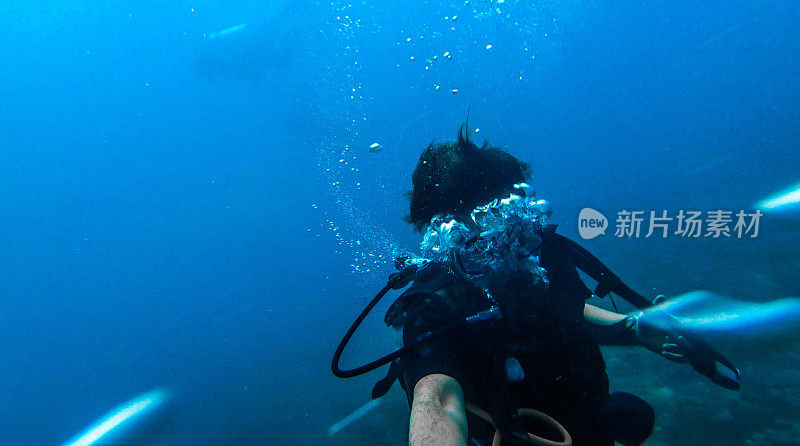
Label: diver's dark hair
xmin=407 ymin=125 xmax=531 ymax=231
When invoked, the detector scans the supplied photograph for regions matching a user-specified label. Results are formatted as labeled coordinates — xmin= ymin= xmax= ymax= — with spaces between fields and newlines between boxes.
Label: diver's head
xmin=407 ymin=125 xmax=531 ymax=231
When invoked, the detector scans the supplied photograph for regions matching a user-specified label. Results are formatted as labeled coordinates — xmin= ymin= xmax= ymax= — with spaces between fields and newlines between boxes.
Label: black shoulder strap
xmin=371 ymin=359 xmax=402 ymax=399
xmin=540 ymin=225 xmax=652 ymax=309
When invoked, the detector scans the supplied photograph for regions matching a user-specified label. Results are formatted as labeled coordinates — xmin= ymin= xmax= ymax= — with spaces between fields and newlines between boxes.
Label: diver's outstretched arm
xmin=583 ymin=303 xmax=627 ymax=325
xmin=409 ymin=374 xmax=468 ymax=446
xmin=584 ymin=303 xmax=638 ymax=346
xmin=584 ymin=303 xmax=688 ymax=363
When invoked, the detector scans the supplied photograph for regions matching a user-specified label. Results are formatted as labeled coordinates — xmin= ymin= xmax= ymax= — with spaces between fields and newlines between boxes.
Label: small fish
xmin=369 ymin=143 xmax=384 ymax=153
xmin=756 ymin=181 xmax=800 ymax=212
xmin=207 ymin=23 xmax=247 ymax=40
xmin=327 ymin=398 xmax=384 ymax=436
xmin=61 ymin=388 xmax=172 ymax=446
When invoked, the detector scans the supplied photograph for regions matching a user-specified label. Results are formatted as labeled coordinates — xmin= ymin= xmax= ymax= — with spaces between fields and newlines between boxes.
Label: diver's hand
xmin=627 ymin=295 xmax=742 ymax=390
xmin=628 ymin=311 xmax=689 ymax=364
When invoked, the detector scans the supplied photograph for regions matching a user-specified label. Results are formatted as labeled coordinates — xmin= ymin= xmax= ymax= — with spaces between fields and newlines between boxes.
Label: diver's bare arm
xmin=584 ymin=302 xmax=688 ymax=362
xmin=583 ymin=302 xmax=638 ymax=345
xmin=583 ymin=302 xmax=627 ymax=325
xmin=409 ymin=374 xmax=468 ymax=446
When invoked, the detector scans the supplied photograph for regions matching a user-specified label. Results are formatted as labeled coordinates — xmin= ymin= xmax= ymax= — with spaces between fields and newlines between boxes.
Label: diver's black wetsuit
xmin=390 ymin=236 xmax=613 ymax=445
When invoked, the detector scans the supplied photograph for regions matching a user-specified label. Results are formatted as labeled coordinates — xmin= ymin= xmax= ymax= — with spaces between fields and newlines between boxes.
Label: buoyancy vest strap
xmin=540 ymin=226 xmax=652 ymax=309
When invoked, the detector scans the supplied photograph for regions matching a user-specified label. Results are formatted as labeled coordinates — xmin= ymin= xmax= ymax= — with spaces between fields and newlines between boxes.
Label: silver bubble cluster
xmin=420 ymin=218 xmax=472 ymax=258
xmin=416 ymin=183 xmax=552 ymax=287
xmin=471 ymin=183 xmax=552 ymax=237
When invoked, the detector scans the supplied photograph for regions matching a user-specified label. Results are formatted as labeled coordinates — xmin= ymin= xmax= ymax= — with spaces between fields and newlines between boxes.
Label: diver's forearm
xmin=409 ymin=374 xmax=468 ymax=446
xmin=583 ymin=302 xmax=628 ymax=325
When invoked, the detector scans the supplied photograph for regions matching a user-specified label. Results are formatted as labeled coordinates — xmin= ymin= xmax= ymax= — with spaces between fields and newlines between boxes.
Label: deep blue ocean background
xmin=1 ymin=1 xmax=798 ymax=444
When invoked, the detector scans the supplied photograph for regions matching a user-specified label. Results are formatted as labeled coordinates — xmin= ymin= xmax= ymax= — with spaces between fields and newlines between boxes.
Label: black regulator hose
xmin=331 ymin=286 xmax=456 ymax=378
xmin=332 ymin=266 xmax=421 ymax=378
xmin=331 ymin=283 xmax=401 ymax=378
xmin=331 ymin=264 xmax=502 ymax=379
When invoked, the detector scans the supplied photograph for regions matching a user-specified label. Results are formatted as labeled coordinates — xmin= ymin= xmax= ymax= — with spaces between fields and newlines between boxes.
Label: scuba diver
xmin=332 ymin=126 xmax=740 ymax=446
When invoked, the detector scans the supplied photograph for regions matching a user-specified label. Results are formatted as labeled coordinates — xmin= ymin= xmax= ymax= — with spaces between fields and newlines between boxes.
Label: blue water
xmin=1 ymin=1 xmax=798 ymax=444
